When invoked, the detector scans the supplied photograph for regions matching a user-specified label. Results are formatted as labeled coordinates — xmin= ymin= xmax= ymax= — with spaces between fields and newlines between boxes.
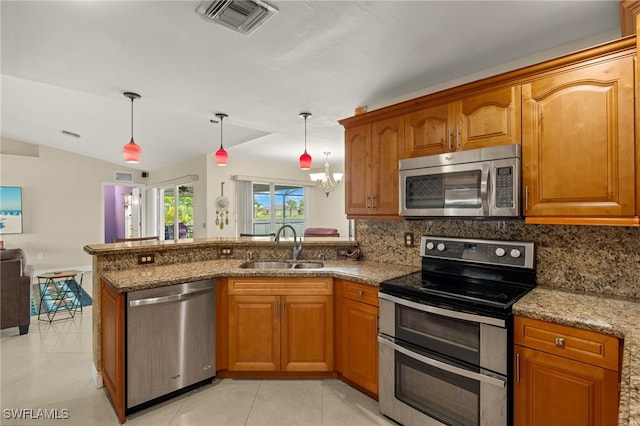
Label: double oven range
xmin=378 ymin=236 xmax=535 ymax=426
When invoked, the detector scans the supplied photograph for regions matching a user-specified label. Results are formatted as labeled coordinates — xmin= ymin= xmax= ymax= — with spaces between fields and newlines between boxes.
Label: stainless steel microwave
xmin=399 ymin=144 xmax=521 ymax=218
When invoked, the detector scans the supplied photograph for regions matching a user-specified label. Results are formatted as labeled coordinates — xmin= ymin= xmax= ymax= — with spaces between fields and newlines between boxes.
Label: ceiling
xmin=0 ymin=1 xmax=623 ymax=172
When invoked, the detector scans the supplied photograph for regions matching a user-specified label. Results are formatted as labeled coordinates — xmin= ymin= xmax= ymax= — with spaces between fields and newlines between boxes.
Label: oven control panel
xmin=420 ymin=236 xmax=534 ymax=269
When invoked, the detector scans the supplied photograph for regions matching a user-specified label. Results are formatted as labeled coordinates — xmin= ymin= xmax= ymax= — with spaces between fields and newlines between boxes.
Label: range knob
xmin=426 ymin=242 xmax=435 ymax=250
xmin=436 ymin=243 xmax=446 ymax=252
xmin=495 ymin=247 xmax=506 ymax=257
xmin=510 ymin=249 xmax=522 ymax=258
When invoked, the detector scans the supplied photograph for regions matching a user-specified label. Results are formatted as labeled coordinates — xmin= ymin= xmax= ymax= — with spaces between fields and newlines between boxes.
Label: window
xmin=161 ymin=184 xmax=194 ymax=240
xmin=242 ymin=181 xmax=307 ymax=237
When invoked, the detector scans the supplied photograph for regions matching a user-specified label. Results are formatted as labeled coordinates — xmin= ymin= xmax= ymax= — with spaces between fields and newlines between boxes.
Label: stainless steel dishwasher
xmin=126 ymin=279 xmax=215 ymax=413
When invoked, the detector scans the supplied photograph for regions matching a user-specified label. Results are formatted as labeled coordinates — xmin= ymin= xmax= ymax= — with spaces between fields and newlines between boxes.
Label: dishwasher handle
xmin=129 ymin=287 xmax=213 ymax=308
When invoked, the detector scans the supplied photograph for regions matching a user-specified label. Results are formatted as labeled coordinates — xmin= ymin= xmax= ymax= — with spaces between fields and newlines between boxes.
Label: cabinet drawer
xmin=514 ymin=316 xmax=619 ymax=371
xmin=341 ymin=281 xmax=379 ymax=307
xmin=228 ymin=277 xmax=332 ymax=296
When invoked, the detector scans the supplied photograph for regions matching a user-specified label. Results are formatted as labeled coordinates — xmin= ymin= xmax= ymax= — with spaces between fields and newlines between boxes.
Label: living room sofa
xmin=0 ymin=248 xmax=33 ymax=335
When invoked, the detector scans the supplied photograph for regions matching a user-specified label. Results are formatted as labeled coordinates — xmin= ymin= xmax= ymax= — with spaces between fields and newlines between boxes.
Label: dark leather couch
xmin=0 ymin=248 xmax=33 ymax=335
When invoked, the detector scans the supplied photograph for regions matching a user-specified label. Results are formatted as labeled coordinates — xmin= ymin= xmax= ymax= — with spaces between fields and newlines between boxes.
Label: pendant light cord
xmin=220 ymin=115 xmax=224 ymax=149
xmin=130 ymin=97 xmax=134 ymax=142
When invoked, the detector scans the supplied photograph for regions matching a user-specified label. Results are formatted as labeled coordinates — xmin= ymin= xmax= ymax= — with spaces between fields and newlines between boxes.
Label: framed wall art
xmin=0 ymin=186 xmax=23 ymax=234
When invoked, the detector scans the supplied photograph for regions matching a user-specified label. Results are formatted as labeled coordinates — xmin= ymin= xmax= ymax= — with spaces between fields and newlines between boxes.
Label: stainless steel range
xmin=378 ymin=235 xmax=535 ymax=426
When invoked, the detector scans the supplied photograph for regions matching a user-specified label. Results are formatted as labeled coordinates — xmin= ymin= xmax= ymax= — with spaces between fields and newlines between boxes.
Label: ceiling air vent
xmin=114 ymin=172 xmax=134 ymax=183
xmin=196 ymin=0 xmax=278 ymax=35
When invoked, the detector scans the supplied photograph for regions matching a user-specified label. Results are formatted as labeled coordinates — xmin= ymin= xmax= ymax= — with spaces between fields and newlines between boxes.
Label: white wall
xmin=0 ymin=144 xmax=143 ymax=272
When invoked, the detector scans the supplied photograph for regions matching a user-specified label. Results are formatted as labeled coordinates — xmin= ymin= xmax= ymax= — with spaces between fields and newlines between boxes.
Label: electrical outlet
xmin=404 ymin=232 xmax=414 ymax=247
xmin=218 ymin=247 xmax=233 ymax=257
xmin=137 ymin=253 xmax=155 ymax=265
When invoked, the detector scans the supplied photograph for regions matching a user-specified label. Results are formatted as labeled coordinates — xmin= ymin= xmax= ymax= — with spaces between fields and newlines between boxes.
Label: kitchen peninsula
xmin=84 ymin=237 xmax=419 ymax=423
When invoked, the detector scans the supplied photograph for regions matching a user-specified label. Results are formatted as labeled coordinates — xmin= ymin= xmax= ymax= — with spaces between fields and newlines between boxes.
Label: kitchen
xmin=2 ymin=1 xmax=640 ymax=426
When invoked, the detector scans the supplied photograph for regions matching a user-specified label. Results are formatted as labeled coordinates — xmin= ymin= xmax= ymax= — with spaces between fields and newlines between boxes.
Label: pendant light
xmin=214 ymin=113 xmax=228 ymax=166
xmin=122 ymin=92 xmax=141 ymax=163
xmin=299 ymin=112 xmax=312 ymax=170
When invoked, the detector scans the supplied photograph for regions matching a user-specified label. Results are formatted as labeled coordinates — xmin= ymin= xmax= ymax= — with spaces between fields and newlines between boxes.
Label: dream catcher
xmin=215 ymin=181 xmax=230 ymax=229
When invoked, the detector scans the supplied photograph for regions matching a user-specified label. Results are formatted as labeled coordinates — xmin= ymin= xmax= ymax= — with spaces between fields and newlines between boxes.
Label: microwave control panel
xmin=495 ymin=166 xmax=514 ymax=208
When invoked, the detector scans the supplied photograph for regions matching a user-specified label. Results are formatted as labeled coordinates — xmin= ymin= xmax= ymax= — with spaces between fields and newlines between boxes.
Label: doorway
xmin=103 ymin=184 xmax=144 ymax=243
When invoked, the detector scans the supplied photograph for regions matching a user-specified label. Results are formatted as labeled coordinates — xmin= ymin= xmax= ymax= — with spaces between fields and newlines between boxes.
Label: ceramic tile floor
xmin=0 ymin=280 xmax=395 ymax=426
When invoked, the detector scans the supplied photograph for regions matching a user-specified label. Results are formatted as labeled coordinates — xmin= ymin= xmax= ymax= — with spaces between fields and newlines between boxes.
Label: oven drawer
xmin=514 ymin=316 xmax=619 ymax=371
xmin=340 ymin=280 xmax=379 ymax=307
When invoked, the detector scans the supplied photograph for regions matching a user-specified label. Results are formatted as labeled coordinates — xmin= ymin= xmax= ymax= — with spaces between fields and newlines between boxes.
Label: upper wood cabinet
xmin=522 ymin=54 xmax=636 ymax=222
xmin=344 ymin=116 xmax=404 ymax=218
xmin=405 ymin=86 xmax=521 ymax=157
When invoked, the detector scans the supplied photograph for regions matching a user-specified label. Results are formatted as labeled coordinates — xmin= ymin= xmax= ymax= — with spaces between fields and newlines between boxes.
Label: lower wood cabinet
xmin=100 ymin=279 xmax=126 ymax=424
xmin=335 ymin=279 xmax=379 ymax=398
xmin=227 ymin=277 xmax=334 ymax=373
xmin=513 ymin=316 xmax=621 ymax=426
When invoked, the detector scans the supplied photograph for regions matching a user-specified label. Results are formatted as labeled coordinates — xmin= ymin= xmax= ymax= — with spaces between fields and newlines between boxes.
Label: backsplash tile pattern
xmin=356 ymin=219 xmax=640 ymax=300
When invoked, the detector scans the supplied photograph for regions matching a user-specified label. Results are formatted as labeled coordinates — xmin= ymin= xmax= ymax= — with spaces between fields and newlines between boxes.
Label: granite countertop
xmin=101 ymin=259 xmax=420 ymax=292
xmin=513 ymin=287 xmax=640 ymax=426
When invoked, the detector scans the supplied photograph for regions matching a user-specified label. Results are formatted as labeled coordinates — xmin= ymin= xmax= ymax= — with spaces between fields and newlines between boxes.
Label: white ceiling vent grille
xmin=114 ymin=171 xmax=134 ymax=183
xmin=196 ymin=0 xmax=278 ymax=36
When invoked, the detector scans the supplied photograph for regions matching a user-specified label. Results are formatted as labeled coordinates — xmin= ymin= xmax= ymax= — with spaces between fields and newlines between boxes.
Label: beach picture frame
xmin=0 ymin=186 xmax=23 ymax=234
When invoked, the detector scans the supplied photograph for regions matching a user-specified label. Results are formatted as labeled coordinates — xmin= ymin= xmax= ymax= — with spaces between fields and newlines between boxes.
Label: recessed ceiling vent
xmin=196 ymin=0 xmax=278 ymax=36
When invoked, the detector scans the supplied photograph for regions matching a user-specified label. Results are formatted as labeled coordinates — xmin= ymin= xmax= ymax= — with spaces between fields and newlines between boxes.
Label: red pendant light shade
xmin=299 ymin=151 xmax=312 ymax=170
xmin=299 ymin=112 xmax=312 ymax=170
xmin=122 ymin=92 xmax=141 ymax=163
xmin=214 ymin=113 xmax=229 ymax=166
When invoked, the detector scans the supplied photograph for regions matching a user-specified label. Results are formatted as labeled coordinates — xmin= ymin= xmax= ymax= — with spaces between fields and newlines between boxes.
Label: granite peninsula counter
xmin=514 ymin=287 xmax=640 ymax=426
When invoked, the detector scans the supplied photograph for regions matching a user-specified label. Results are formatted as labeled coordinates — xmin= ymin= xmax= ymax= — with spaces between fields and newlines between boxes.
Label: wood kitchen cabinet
xmin=227 ymin=277 xmax=333 ymax=373
xmin=522 ymin=53 xmax=636 ymax=224
xmin=344 ymin=116 xmax=404 ymax=218
xmin=405 ymin=85 xmax=521 ymax=157
xmin=513 ymin=316 xmax=621 ymax=426
xmin=100 ymin=279 xmax=126 ymax=424
xmin=335 ymin=279 xmax=379 ymax=398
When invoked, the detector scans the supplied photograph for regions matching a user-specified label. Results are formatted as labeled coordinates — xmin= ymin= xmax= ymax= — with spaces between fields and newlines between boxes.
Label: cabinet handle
xmin=366 ymin=195 xmax=371 ymax=209
xmin=456 ymin=129 xmax=460 ymax=149
xmin=448 ymin=132 xmax=453 ymax=151
xmin=357 ymin=290 xmax=364 ymax=296
xmin=516 ymin=353 xmax=521 ymax=383
xmin=371 ymin=195 xmax=376 ymax=209
xmin=555 ymin=337 xmax=565 ymax=348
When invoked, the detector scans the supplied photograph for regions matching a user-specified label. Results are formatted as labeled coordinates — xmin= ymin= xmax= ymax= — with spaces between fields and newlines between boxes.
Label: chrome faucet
xmin=274 ymin=225 xmax=303 ymax=261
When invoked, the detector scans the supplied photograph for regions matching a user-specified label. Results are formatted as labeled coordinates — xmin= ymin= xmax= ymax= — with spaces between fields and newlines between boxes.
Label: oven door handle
xmin=378 ymin=292 xmax=505 ymax=327
xmin=378 ymin=336 xmax=506 ymax=389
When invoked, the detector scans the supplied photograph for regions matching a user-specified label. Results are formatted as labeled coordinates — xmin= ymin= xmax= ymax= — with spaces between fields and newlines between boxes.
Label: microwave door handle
xmin=378 ymin=336 xmax=506 ymax=389
xmin=480 ymin=164 xmax=490 ymax=215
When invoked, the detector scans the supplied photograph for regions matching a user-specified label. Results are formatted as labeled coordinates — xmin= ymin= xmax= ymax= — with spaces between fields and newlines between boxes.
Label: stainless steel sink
xmin=239 ymin=261 xmax=294 ymax=269
xmin=293 ymin=262 xmax=324 ymax=269
xmin=238 ymin=261 xmax=324 ymax=269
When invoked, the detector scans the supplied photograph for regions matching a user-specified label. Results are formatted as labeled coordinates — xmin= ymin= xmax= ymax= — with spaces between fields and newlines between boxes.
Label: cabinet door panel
xmin=281 ymin=295 xmax=333 ymax=372
xmin=371 ymin=116 xmax=404 ymax=215
xmin=341 ymin=298 xmax=379 ymax=396
xmin=345 ymin=124 xmax=371 ymax=215
xmin=457 ymin=86 xmax=521 ymax=151
xmin=522 ymin=56 xmax=635 ymax=217
xmin=514 ymin=345 xmax=619 ymax=426
xmin=405 ymin=103 xmax=453 ymax=157
xmin=228 ymin=295 xmax=280 ymax=371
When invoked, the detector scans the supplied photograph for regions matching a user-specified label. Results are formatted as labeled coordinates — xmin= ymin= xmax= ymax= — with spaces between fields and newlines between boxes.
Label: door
xmin=522 ymin=56 xmax=635 ymax=217
xmin=340 ymin=298 xmax=379 ymax=395
xmin=371 ymin=116 xmax=404 ymax=215
xmin=228 ymin=295 xmax=280 ymax=371
xmin=514 ymin=345 xmax=619 ymax=426
xmin=405 ymin=103 xmax=454 ymax=157
xmin=102 ymin=184 xmax=144 ymax=243
xmin=344 ymin=123 xmax=371 ymax=215
xmin=281 ymin=295 xmax=333 ymax=372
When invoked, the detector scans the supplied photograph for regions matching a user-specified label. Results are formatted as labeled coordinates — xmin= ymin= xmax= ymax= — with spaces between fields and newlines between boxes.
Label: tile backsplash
xmin=356 ymin=219 xmax=640 ymax=300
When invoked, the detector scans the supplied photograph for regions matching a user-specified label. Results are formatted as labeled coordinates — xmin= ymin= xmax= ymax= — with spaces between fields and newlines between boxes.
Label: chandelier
xmin=309 ymin=152 xmax=343 ymax=197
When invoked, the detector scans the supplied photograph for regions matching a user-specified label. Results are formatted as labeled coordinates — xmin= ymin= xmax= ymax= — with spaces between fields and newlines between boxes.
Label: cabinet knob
xmin=555 ymin=337 xmax=565 ymax=348
xmin=357 ymin=290 xmax=364 ymax=296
